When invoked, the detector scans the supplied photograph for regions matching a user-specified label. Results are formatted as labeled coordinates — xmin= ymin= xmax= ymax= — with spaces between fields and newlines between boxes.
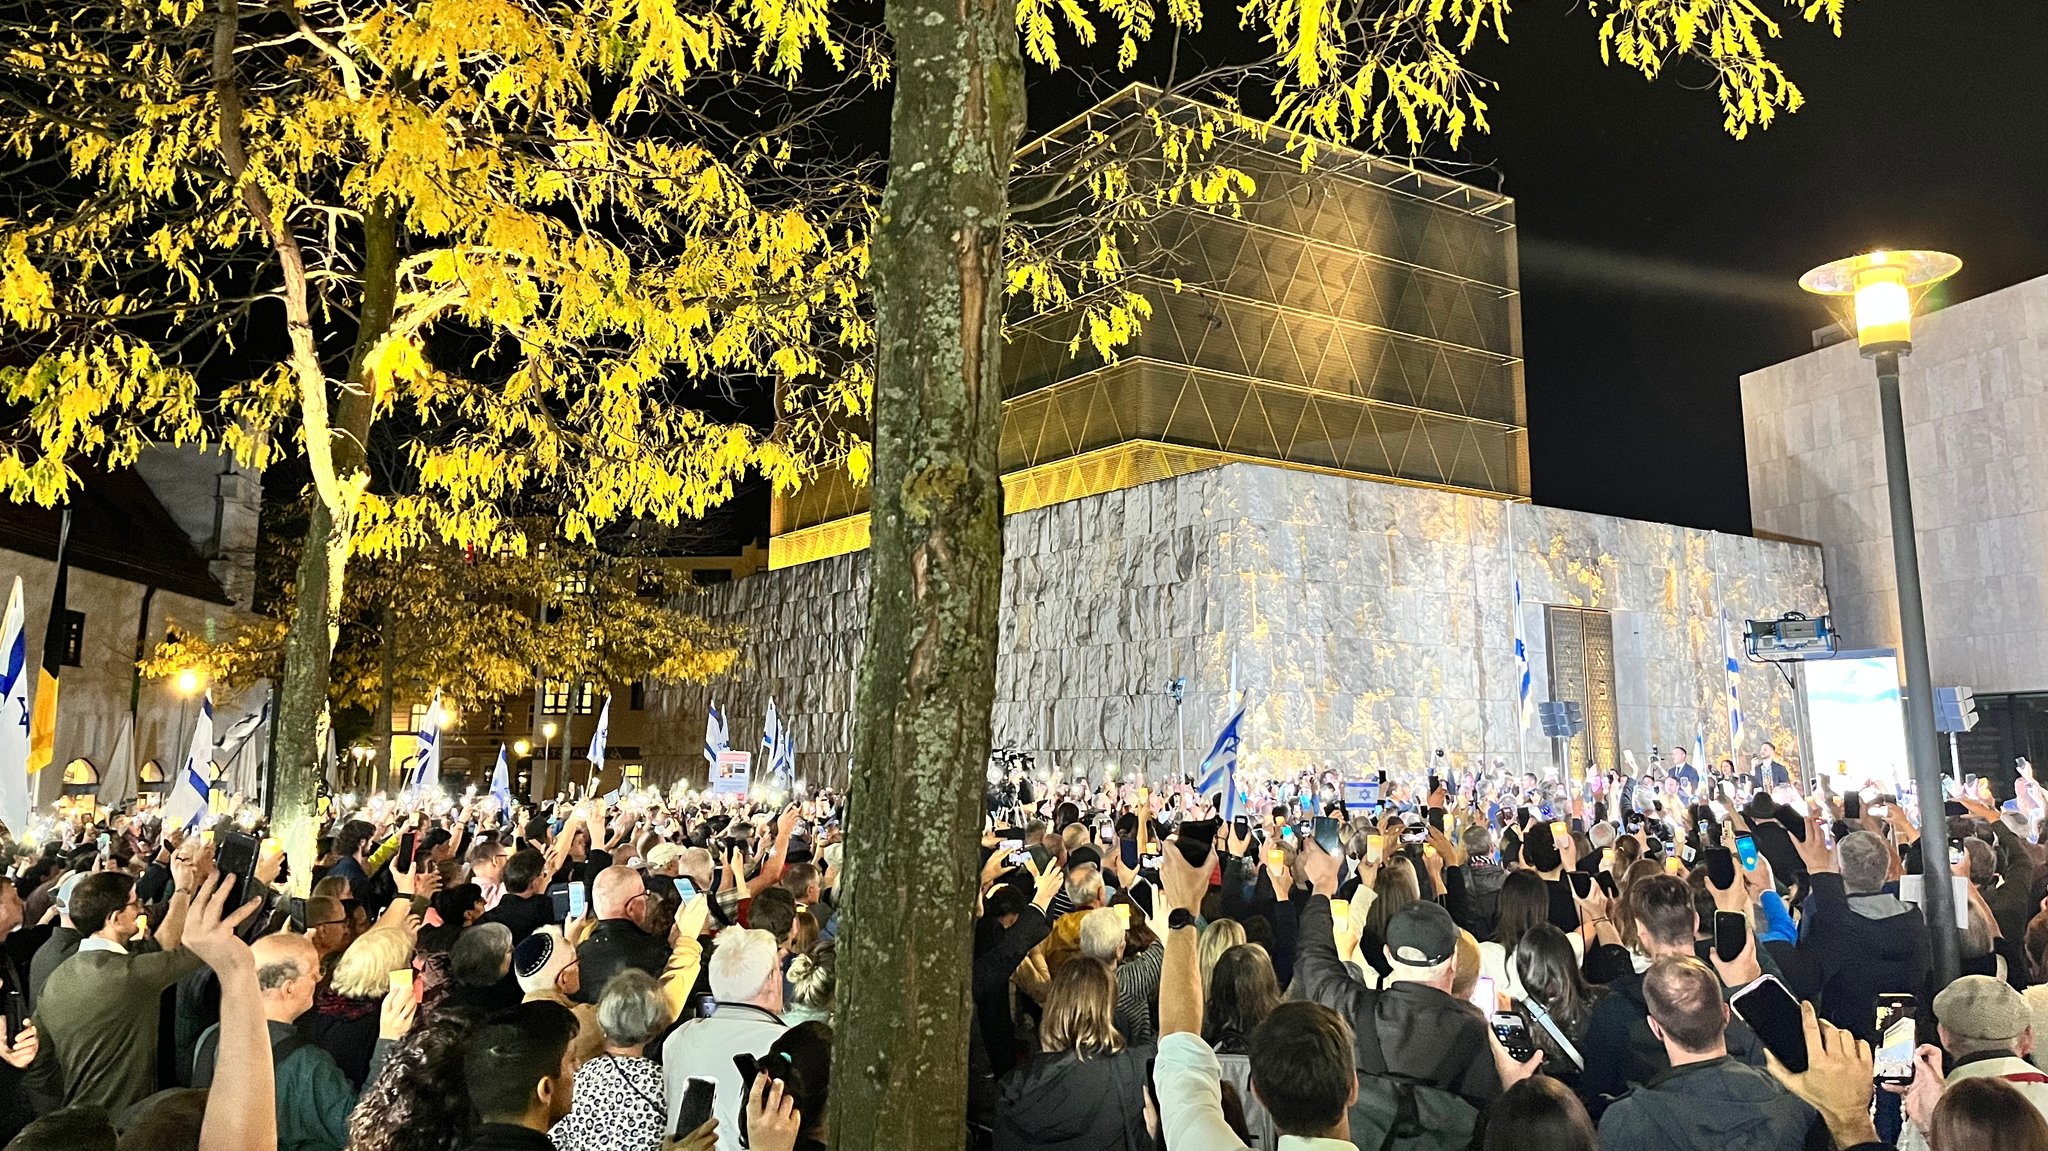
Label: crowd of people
xmin=0 ymin=755 xmax=2046 ymax=1151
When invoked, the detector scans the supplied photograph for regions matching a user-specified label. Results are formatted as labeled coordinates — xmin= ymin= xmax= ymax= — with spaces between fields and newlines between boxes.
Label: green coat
xmin=193 ymin=1019 xmax=357 ymax=1151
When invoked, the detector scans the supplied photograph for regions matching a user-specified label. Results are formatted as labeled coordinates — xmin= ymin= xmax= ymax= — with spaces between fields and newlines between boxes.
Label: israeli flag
xmin=409 ymin=689 xmax=443 ymax=793
xmin=1724 ymin=619 xmax=1745 ymax=751
xmin=1195 ymin=705 xmax=1248 ymax=822
xmin=490 ymin=744 xmax=514 ymax=813
xmin=1694 ymin=723 xmax=1707 ymax=772
xmin=762 ymin=698 xmax=796 ymax=788
xmin=703 ymin=700 xmax=729 ymax=764
xmin=588 ymin=694 xmax=611 ymax=778
xmin=0 ymin=579 xmax=31 ymax=836
xmin=164 ymin=691 xmax=215 ymax=833
xmin=1513 ymin=577 xmax=1531 ymax=730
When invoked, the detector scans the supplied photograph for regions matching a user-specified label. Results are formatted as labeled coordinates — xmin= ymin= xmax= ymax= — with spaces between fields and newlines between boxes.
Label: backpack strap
xmin=1373 ymin=1080 xmax=1422 ymax=1151
xmin=1354 ymin=991 xmax=1392 ymax=1077
xmin=270 ymin=1031 xmax=310 ymax=1067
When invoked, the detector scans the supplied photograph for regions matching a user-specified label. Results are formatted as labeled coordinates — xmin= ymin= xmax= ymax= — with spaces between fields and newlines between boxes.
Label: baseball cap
xmin=646 ymin=842 xmax=685 ymax=871
xmin=1934 ymin=975 xmax=2029 ymax=1043
xmin=1385 ymin=900 xmax=1458 ymax=967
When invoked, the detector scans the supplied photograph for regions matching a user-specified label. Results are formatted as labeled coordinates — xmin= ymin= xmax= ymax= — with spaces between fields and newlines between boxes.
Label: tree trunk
xmin=269 ymin=206 xmax=396 ymax=891
xmin=827 ymin=0 xmax=1021 ymax=1144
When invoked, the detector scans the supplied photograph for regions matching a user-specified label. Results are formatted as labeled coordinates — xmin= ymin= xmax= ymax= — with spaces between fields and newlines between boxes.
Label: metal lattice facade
xmin=770 ymin=86 xmax=1528 ymax=570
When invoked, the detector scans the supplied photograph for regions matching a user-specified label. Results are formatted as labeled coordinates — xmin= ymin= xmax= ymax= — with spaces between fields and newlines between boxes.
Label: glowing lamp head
xmin=542 ymin=722 xmax=559 ymax=740
xmin=176 ymin=668 xmax=202 ymax=695
xmin=1799 ymin=249 xmax=1961 ymax=357
xmin=514 ymin=739 xmax=532 ymax=756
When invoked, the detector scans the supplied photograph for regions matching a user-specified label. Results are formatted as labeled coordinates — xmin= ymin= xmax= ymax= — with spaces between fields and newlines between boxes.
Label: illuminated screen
xmin=1805 ymin=654 xmax=1910 ymax=793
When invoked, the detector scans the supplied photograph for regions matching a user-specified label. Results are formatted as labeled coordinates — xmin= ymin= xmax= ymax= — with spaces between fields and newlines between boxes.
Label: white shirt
xmin=660 ymin=1003 xmax=789 ymax=1151
xmin=78 ymin=937 xmax=129 ymax=956
xmin=1153 ymin=1031 xmax=1358 ymax=1151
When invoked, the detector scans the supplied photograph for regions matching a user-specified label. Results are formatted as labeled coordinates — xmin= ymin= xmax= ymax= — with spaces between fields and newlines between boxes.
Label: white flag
xmin=588 ymin=694 xmax=612 ymax=778
xmin=703 ymin=700 xmax=729 ymax=764
xmin=101 ymin=714 xmax=138 ymax=811
xmin=762 ymin=698 xmax=795 ymax=786
xmin=164 ymin=691 xmax=215 ymax=832
xmin=0 ymin=578 xmax=31 ymax=835
xmin=490 ymin=744 xmax=514 ymax=813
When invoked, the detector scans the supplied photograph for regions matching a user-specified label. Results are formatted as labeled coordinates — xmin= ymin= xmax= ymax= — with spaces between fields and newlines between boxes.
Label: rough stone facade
xmin=655 ymin=463 xmax=1828 ymax=789
xmin=1743 ymin=272 xmax=2048 ymax=695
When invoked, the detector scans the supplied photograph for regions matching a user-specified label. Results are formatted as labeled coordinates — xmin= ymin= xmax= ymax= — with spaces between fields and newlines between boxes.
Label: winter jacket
xmin=1459 ymin=862 xmax=1506 ymax=941
xmin=992 ymin=1045 xmax=1157 ymax=1151
xmin=1291 ymin=893 xmax=1501 ymax=1105
xmin=1596 ymin=1056 xmax=1829 ymax=1151
xmin=1577 ymin=954 xmax=1764 ymax=1119
xmin=1797 ymin=872 xmax=1930 ymax=1041
xmin=574 ymin=918 xmax=669 ymax=1005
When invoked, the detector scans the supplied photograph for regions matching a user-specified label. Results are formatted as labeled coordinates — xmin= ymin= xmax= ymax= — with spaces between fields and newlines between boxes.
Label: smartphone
xmin=3 ymin=988 xmax=24 ymax=1042
xmin=675 ymin=1076 xmax=717 ymax=1139
xmin=1706 ymin=846 xmax=1737 ymax=891
xmin=1119 ymin=837 xmax=1141 ymax=871
xmin=214 ymin=830 xmax=260 ymax=912
xmin=547 ymin=882 xmax=572 ymax=922
xmin=1714 ymin=910 xmax=1749 ymax=963
xmin=1844 ymin=793 xmax=1862 ymax=821
xmin=1735 ymin=834 xmax=1759 ymax=871
xmin=1731 ymin=975 xmax=1808 ymax=1073
xmin=396 ymin=831 xmax=419 ymax=872
xmin=567 ymin=883 xmax=586 ymax=921
xmin=1129 ymin=881 xmax=1153 ymax=919
xmin=1312 ymin=816 xmax=1343 ymax=857
xmin=1874 ymin=993 xmax=1916 ymax=1085
xmin=1470 ymin=975 xmax=1497 ymax=1013
xmin=1176 ymin=819 xmax=1221 ymax=867
xmin=1595 ymin=872 xmax=1619 ymax=898
xmin=1567 ymin=872 xmax=1593 ymax=899
xmin=1949 ymin=840 xmax=1966 ymax=868
xmin=1490 ymin=1012 xmax=1537 ymax=1062
xmin=997 ymin=838 xmax=1022 ymax=855
xmin=1330 ymin=897 xmax=1351 ymax=926
xmin=1233 ymin=815 xmax=1251 ymax=838
xmin=1007 ymin=848 xmax=1032 ymax=867
xmin=1600 ymin=848 xmax=1615 ymax=872
xmin=677 ymin=878 xmax=698 ymax=902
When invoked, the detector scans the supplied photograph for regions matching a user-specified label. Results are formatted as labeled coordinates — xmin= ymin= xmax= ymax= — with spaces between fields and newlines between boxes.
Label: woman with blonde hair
xmin=310 ymin=926 xmax=414 ymax=1089
xmin=992 ymin=957 xmax=1155 ymax=1151
xmin=1198 ymin=918 xmax=1246 ymax=999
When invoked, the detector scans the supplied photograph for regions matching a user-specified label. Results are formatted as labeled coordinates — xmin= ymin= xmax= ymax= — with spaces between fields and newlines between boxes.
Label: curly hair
xmin=346 ymin=1012 xmax=478 ymax=1151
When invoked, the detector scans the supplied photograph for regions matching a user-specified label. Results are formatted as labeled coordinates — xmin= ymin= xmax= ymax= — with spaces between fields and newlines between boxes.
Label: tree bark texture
xmin=827 ymin=0 xmax=1022 ymax=1144
xmin=271 ymin=206 xmax=395 ymax=892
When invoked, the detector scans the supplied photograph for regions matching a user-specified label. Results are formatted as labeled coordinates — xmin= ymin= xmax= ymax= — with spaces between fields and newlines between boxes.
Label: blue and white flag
xmin=703 ymin=700 xmax=729 ymax=764
xmin=1694 ymin=722 xmax=1707 ymax=773
xmin=1513 ymin=577 xmax=1531 ymax=731
xmin=164 ymin=691 xmax=215 ymax=832
xmin=409 ymin=689 xmax=443 ymax=793
xmin=588 ymin=694 xmax=611 ymax=779
xmin=762 ymin=698 xmax=796 ymax=788
xmin=1724 ymin=619 xmax=1745 ymax=751
xmin=490 ymin=744 xmax=514 ymax=813
xmin=1195 ymin=705 xmax=1248 ymax=822
xmin=0 ymin=579 xmax=31 ymax=836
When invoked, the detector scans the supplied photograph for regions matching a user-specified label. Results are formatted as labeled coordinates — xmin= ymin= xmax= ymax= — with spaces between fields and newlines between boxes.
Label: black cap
xmin=1385 ymin=901 xmax=1458 ymax=967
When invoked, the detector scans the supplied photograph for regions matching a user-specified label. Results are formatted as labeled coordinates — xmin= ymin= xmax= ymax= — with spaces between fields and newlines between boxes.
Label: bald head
xmin=253 ymin=933 xmax=320 ymax=1020
xmin=592 ymin=865 xmax=647 ymax=921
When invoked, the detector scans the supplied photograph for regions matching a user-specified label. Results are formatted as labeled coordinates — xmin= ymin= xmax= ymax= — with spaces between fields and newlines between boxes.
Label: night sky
xmin=1020 ymin=1 xmax=2048 ymax=537
xmin=1461 ymin=1 xmax=2048 ymax=533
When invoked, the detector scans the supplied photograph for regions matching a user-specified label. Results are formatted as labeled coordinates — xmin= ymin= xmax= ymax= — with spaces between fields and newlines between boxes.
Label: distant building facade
xmin=1 ymin=449 xmax=259 ymax=809
xmin=1743 ymin=271 xmax=2048 ymax=781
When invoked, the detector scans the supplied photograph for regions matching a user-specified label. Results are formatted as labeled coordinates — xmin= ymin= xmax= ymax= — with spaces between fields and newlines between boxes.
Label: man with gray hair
xmin=661 ymin=924 xmax=787 ymax=1151
xmin=1078 ymin=905 xmax=1164 ymax=1043
xmin=1795 ymin=825 xmax=1928 ymax=1041
xmin=192 ymin=933 xmax=363 ymax=1151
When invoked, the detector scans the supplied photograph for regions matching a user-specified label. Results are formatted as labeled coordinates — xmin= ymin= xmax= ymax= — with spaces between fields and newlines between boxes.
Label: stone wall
xmin=1743 ymin=272 xmax=2048 ymax=695
xmin=659 ymin=462 xmax=1828 ymax=788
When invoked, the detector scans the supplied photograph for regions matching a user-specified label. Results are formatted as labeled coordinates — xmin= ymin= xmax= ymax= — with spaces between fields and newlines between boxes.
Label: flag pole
xmin=1509 ymin=502 xmax=1529 ymax=787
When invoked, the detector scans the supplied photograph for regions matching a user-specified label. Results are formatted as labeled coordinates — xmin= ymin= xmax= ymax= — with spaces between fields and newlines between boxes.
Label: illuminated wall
xmin=658 ymin=461 xmax=1827 ymax=788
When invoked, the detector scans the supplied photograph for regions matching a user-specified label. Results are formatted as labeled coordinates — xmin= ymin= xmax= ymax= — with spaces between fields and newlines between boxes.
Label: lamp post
xmin=1801 ymin=248 xmax=1963 ymax=988
xmin=541 ymin=721 xmax=558 ymax=795
xmin=173 ymin=667 xmax=204 ymax=770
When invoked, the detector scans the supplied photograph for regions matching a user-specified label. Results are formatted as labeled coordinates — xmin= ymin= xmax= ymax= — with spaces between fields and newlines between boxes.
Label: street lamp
xmin=1801 ymin=247 xmax=1963 ymax=988
xmin=175 ymin=668 xmax=203 ymax=696
xmin=541 ymin=721 xmax=558 ymax=765
xmin=349 ymin=744 xmax=373 ymax=790
xmin=514 ymin=738 xmax=532 ymax=757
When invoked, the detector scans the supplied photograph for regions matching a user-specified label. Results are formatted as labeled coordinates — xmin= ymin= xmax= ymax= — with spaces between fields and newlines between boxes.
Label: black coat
xmin=993 ymin=1045 xmax=1156 ymax=1151
xmin=1290 ymin=893 xmax=1501 ymax=1105
xmin=974 ymin=906 xmax=1051 ymax=1078
xmin=575 ymin=918 xmax=668 ymax=1004
xmin=1577 ymin=949 xmax=1765 ymax=1119
xmin=1795 ymin=873 xmax=1929 ymax=1041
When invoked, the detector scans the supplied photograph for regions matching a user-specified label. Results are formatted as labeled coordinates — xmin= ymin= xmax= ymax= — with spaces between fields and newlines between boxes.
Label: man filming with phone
xmin=1597 ymin=956 xmax=1829 ymax=1151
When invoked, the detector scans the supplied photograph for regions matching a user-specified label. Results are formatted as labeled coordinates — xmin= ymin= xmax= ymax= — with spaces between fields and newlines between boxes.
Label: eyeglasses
xmin=309 ymin=919 xmax=348 ymax=929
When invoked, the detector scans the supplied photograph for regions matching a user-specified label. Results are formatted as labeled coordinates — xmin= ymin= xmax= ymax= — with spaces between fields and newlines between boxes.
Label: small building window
xmin=630 ymin=681 xmax=646 ymax=711
xmin=57 ymin=610 xmax=85 ymax=666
